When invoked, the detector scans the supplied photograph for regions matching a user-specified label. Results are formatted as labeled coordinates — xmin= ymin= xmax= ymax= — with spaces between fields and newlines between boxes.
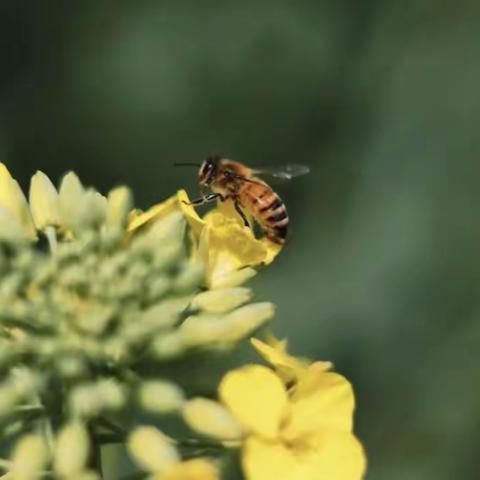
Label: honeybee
xmin=180 ymin=155 xmax=309 ymax=244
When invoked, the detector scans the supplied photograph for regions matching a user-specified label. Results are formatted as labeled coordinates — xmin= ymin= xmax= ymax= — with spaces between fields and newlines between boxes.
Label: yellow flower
xmin=251 ymin=334 xmax=332 ymax=385
xmin=128 ymin=190 xmax=282 ymax=288
xmin=128 ymin=426 xmax=218 ymax=480
xmin=222 ymin=365 xmax=366 ymax=480
xmin=0 ymin=163 xmax=36 ymax=239
xmin=184 ymin=360 xmax=366 ymax=480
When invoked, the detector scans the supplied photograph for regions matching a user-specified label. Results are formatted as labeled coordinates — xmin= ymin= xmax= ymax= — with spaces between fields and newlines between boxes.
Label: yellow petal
xmin=128 ymin=427 xmax=180 ymax=473
xmin=128 ymin=194 xmax=179 ymax=233
xmin=243 ymin=430 xmax=366 ymax=480
xmin=242 ymin=436 xmax=300 ymax=480
xmin=178 ymin=190 xmax=205 ymax=237
xmin=306 ymin=430 xmax=366 ymax=480
xmin=219 ymin=365 xmax=288 ymax=439
xmin=183 ymin=398 xmax=244 ymax=441
xmin=157 ymin=459 xmax=219 ymax=480
xmin=0 ymin=163 xmax=36 ymax=238
xmin=250 ymin=337 xmax=312 ymax=385
xmin=209 ymin=197 xmax=282 ymax=265
xmin=128 ymin=190 xmax=204 ymax=237
xmin=29 ymin=170 xmax=61 ymax=230
xmin=283 ymin=372 xmax=355 ymax=441
xmin=185 ymin=197 xmax=280 ymax=288
xmin=203 ymin=215 xmax=268 ymax=289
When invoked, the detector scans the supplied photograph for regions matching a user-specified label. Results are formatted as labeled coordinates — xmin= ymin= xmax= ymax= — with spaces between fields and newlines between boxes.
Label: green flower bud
xmin=29 ymin=170 xmax=61 ymax=231
xmin=105 ymin=186 xmax=133 ymax=230
xmin=10 ymin=434 xmax=48 ymax=480
xmin=151 ymin=332 xmax=185 ymax=359
xmin=183 ymin=398 xmax=244 ymax=441
xmin=0 ymin=164 xmax=36 ymax=239
xmin=180 ymin=302 xmax=275 ymax=347
xmin=139 ymin=381 xmax=185 ymax=414
xmin=128 ymin=427 xmax=179 ymax=473
xmin=54 ymin=422 xmax=90 ymax=477
xmin=191 ymin=287 xmax=252 ymax=313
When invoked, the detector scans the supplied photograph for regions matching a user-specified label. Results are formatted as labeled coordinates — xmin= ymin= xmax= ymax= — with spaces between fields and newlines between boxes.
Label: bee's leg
xmin=183 ymin=193 xmax=222 ymax=206
xmin=234 ymin=201 xmax=250 ymax=228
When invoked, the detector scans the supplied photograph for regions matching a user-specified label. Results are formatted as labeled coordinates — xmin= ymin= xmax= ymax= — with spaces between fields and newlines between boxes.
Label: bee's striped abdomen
xmin=254 ymin=191 xmax=289 ymax=244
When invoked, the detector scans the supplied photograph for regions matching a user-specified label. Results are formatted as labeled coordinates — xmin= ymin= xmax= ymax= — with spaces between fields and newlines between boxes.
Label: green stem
xmin=14 ymin=404 xmax=45 ymax=414
xmin=97 ymin=417 xmax=127 ymax=436
xmin=44 ymin=226 xmax=58 ymax=254
xmin=88 ymin=426 xmax=103 ymax=478
xmin=32 ymin=395 xmax=55 ymax=456
xmin=174 ymin=438 xmax=225 ymax=449
xmin=41 ymin=417 xmax=56 ymax=456
xmin=96 ymin=433 xmax=124 ymax=444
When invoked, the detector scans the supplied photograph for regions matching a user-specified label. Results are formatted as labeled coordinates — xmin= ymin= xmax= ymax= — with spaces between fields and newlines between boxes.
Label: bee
xmin=179 ymin=155 xmax=309 ymax=244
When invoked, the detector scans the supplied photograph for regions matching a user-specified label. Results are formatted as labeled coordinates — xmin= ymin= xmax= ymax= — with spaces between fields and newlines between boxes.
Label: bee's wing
xmin=251 ymin=164 xmax=310 ymax=180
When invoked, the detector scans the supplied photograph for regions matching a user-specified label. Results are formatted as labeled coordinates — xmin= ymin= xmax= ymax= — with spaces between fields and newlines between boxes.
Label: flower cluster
xmin=0 ymin=163 xmax=366 ymax=479
xmin=181 ymin=337 xmax=366 ymax=480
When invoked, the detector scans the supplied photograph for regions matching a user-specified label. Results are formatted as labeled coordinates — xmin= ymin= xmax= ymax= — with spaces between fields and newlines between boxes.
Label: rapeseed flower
xmin=130 ymin=190 xmax=282 ymax=288
xmin=0 ymin=162 xmax=366 ymax=479
xmin=183 ymin=345 xmax=366 ymax=480
xmin=0 ymin=164 xmax=276 ymax=478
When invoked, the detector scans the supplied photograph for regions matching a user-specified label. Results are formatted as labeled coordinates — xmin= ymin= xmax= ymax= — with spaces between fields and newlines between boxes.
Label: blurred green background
xmin=2 ymin=1 xmax=480 ymax=478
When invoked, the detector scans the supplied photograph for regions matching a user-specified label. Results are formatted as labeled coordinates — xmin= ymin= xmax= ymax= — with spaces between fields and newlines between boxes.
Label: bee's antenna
xmin=174 ymin=163 xmax=201 ymax=167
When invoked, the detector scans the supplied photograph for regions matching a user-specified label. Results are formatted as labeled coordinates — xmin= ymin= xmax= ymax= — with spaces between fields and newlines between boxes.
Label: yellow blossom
xmin=251 ymin=334 xmax=332 ymax=385
xmin=222 ymin=365 xmax=366 ymax=480
xmin=128 ymin=190 xmax=282 ymax=288
xmin=184 ymin=360 xmax=366 ymax=480
xmin=128 ymin=426 xmax=219 ymax=480
xmin=0 ymin=162 xmax=36 ymax=238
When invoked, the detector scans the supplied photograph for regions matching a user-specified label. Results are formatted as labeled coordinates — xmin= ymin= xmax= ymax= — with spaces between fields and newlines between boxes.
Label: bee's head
xmin=199 ymin=155 xmax=221 ymax=187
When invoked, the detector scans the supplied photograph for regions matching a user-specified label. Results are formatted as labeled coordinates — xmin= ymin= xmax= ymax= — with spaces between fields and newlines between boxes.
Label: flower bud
xmin=183 ymin=398 xmax=244 ymax=440
xmin=191 ymin=287 xmax=252 ymax=313
xmin=0 ymin=163 xmax=36 ymax=239
xmin=59 ymin=171 xmax=84 ymax=231
xmin=128 ymin=427 xmax=179 ymax=473
xmin=139 ymin=381 xmax=185 ymax=414
xmin=96 ymin=379 xmax=126 ymax=410
xmin=54 ymin=422 xmax=90 ymax=476
xmin=106 ymin=186 xmax=133 ymax=230
xmin=10 ymin=434 xmax=48 ymax=480
xmin=29 ymin=170 xmax=61 ymax=230
xmin=180 ymin=302 xmax=275 ymax=347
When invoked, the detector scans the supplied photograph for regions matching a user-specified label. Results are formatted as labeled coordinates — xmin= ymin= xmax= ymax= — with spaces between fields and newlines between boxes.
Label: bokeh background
xmin=2 ymin=1 xmax=480 ymax=478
